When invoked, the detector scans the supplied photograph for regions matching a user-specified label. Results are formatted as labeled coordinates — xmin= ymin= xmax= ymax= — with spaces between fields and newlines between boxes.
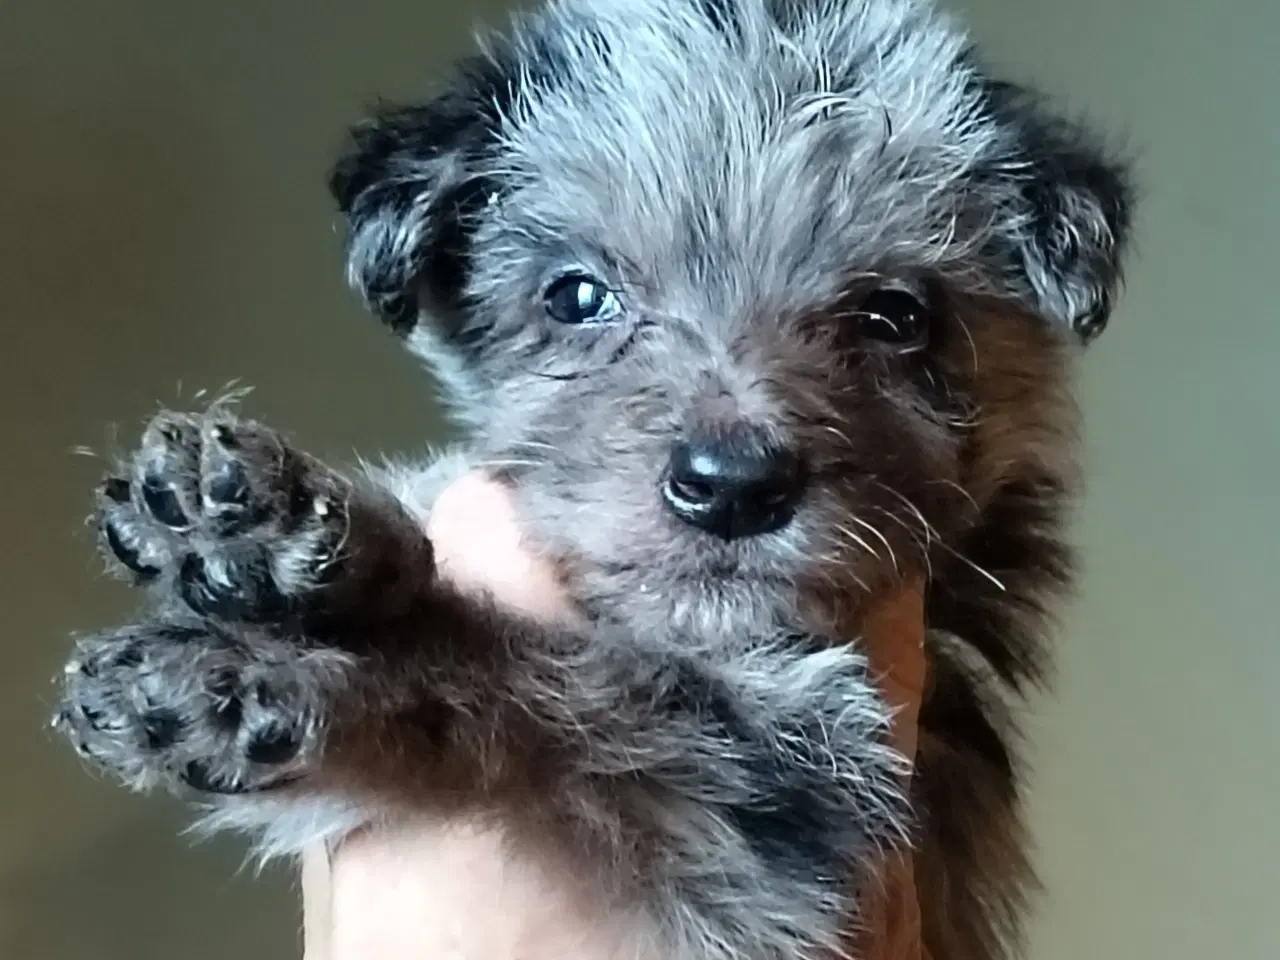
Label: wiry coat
xmin=53 ymin=2 xmax=1134 ymax=959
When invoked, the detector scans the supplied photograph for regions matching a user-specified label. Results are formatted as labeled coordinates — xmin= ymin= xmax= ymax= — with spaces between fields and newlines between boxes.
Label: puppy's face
xmin=331 ymin=0 xmax=1132 ymax=636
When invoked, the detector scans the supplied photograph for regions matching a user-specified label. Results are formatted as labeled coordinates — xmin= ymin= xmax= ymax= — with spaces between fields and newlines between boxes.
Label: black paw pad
xmin=178 ymin=553 xmax=287 ymax=621
xmin=246 ymin=726 xmax=301 ymax=765
xmin=206 ymin=456 xmax=249 ymax=507
xmin=142 ymin=467 xmax=190 ymax=529
xmin=180 ymin=760 xmax=249 ymax=795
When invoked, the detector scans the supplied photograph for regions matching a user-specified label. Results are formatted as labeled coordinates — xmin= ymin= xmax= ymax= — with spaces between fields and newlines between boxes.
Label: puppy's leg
xmin=55 ymin=601 xmax=905 ymax=959
xmin=53 ymin=408 xmax=909 ymax=957
xmin=519 ymin=635 xmax=913 ymax=960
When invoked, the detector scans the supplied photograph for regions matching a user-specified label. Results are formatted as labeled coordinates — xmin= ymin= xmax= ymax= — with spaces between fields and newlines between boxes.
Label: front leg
xmin=512 ymin=633 xmax=913 ymax=960
xmin=55 ymin=602 xmax=907 ymax=959
xmin=54 ymin=407 xmax=910 ymax=958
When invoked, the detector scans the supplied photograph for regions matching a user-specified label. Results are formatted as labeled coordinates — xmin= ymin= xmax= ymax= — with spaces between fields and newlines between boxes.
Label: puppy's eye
xmin=544 ymin=274 xmax=623 ymax=325
xmin=851 ymin=288 xmax=930 ymax=348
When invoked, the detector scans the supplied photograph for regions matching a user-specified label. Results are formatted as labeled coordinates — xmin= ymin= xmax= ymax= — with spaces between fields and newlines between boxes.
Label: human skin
xmin=300 ymin=470 xmax=926 ymax=960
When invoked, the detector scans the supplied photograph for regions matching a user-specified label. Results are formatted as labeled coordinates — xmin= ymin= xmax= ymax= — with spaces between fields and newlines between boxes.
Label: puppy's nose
xmin=662 ymin=434 xmax=805 ymax=540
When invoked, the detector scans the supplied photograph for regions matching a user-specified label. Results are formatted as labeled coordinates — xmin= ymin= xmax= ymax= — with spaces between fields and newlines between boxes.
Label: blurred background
xmin=1 ymin=0 xmax=1275 ymax=957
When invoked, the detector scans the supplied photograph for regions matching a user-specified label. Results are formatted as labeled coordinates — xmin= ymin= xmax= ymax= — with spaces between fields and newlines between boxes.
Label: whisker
xmin=849 ymin=516 xmax=898 ymax=572
xmin=833 ymin=523 xmax=878 ymax=560
xmin=936 ymin=541 xmax=1007 ymax=592
xmin=872 ymin=481 xmax=938 ymax=546
xmin=954 ymin=314 xmax=979 ymax=374
xmin=820 ymin=423 xmax=858 ymax=451
xmin=867 ymin=503 xmax=934 ymax=581
xmin=927 ymin=477 xmax=979 ymax=512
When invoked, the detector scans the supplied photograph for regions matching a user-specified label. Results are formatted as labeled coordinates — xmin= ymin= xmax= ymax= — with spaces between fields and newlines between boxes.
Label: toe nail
xmin=102 ymin=477 xmax=132 ymax=504
xmin=113 ymin=644 xmax=144 ymax=669
xmin=103 ymin=519 xmax=161 ymax=580
xmin=208 ymin=670 xmax=245 ymax=729
xmin=211 ymin=693 xmax=244 ymax=730
xmin=210 ymin=423 xmax=238 ymax=447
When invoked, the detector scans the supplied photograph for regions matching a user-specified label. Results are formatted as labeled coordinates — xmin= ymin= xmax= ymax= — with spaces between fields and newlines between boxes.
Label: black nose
xmin=662 ymin=434 xmax=806 ymax=540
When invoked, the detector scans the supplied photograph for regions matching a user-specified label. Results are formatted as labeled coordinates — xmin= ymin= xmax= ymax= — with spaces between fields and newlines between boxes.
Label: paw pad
xmin=141 ymin=468 xmax=190 ymax=529
xmin=245 ymin=727 xmax=302 ymax=765
xmin=178 ymin=553 xmax=288 ymax=622
xmin=180 ymin=760 xmax=247 ymax=795
xmin=206 ymin=457 xmax=249 ymax=507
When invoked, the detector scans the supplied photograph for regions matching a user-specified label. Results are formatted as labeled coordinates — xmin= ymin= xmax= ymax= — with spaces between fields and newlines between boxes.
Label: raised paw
xmin=52 ymin=620 xmax=350 ymax=796
xmin=96 ymin=410 xmax=353 ymax=625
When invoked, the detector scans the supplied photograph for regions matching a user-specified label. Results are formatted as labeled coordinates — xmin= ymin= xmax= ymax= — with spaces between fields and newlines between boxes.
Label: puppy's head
xmin=330 ymin=0 xmax=1133 ymax=637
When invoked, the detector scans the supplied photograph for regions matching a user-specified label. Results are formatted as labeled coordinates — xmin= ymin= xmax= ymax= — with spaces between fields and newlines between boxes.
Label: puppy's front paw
xmin=96 ymin=409 xmax=351 ymax=625
xmin=52 ymin=620 xmax=350 ymax=796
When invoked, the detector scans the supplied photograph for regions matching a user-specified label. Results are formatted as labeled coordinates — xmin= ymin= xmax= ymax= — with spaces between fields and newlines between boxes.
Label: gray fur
xmin=53 ymin=2 xmax=1134 ymax=959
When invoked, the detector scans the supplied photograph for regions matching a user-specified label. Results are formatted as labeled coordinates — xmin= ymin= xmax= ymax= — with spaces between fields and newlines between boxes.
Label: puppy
xmin=53 ymin=1 xmax=1134 ymax=958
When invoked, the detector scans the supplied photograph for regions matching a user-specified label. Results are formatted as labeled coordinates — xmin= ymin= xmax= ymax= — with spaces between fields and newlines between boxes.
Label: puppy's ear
xmin=981 ymin=78 xmax=1136 ymax=344
xmin=328 ymin=57 xmax=515 ymax=334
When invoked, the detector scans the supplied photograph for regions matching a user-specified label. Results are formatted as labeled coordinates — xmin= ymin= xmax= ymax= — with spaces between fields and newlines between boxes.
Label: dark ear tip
xmin=327 ymin=120 xmax=389 ymax=215
xmin=327 ymin=156 xmax=361 ymax=214
xmin=1073 ymin=304 xmax=1110 ymax=344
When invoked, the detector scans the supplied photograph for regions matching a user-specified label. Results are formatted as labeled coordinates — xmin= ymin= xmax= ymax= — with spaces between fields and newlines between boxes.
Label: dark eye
xmin=851 ymin=288 xmax=930 ymax=348
xmin=544 ymin=273 xmax=623 ymax=325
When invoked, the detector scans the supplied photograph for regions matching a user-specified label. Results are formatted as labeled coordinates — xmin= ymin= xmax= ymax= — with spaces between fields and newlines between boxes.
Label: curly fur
xmin=52 ymin=2 xmax=1134 ymax=959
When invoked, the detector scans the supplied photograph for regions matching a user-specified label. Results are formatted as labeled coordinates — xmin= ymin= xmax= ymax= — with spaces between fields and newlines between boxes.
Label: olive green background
xmin=1 ymin=0 xmax=1275 ymax=957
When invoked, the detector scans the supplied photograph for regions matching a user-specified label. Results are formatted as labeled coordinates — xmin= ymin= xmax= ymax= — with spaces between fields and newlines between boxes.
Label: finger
xmin=426 ymin=470 xmax=578 ymax=625
xmin=301 ymin=844 xmax=333 ymax=960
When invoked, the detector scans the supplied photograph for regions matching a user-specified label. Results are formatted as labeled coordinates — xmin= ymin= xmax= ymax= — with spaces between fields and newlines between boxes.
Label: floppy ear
xmin=980 ymin=78 xmax=1136 ymax=343
xmin=327 ymin=56 xmax=516 ymax=334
